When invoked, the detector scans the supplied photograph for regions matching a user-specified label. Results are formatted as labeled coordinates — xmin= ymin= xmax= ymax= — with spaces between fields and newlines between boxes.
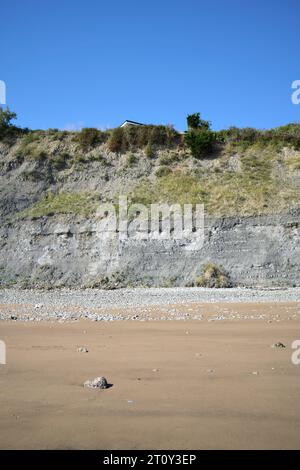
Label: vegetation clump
xmin=195 ymin=263 xmax=231 ymax=288
xmin=0 ymin=107 xmax=17 ymax=130
xmin=125 ymin=152 xmax=137 ymax=166
xmin=2 ymin=107 xmax=300 ymax=220
xmin=20 ymin=191 xmax=99 ymax=218
xmin=14 ymin=133 xmax=48 ymax=162
xmin=145 ymin=143 xmax=154 ymax=158
xmin=185 ymin=112 xmax=217 ymax=158
xmin=0 ymin=107 xmax=21 ymax=141
xmin=187 ymin=112 xmax=210 ymax=131
xmin=218 ymin=123 xmax=300 ymax=151
xmin=107 ymin=124 xmax=181 ymax=153
xmin=75 ymin=127 xmax=108 ymax=151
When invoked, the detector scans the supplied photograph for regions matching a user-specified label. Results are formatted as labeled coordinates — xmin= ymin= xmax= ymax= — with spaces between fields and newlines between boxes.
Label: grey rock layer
xmin=0 ymin=210 xmax=299 ymax=287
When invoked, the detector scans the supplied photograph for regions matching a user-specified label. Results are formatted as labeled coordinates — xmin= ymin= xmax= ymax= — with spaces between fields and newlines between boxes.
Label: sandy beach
xmin=1 ymin=295 xmax=300 ymax=449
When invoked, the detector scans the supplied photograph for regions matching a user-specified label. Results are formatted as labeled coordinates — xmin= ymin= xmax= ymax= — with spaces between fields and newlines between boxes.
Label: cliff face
xmin=1 ymin=211 xmax=300 ymax=288
xmin=1 ymin=132 xmax=300 ymax=288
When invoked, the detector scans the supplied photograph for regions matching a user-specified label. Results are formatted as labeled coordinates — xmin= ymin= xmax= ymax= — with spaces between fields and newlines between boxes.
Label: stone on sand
xmin=84 ymin=376 xmax=108 ymax=389
xmin=271 ymin=342 xmax=286 ymax=349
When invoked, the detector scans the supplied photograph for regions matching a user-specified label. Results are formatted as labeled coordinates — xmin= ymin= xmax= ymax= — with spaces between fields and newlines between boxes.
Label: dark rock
xmin=271 ymin=342 xmax=286 ymax=349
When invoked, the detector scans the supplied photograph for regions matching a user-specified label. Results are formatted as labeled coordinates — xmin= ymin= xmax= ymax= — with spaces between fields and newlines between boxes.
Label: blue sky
xmin=1 ymin=0 xmax=299 ymax=131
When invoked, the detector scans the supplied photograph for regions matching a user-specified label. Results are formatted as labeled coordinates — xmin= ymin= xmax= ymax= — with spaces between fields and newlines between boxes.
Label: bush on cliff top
xmin=184 ymin=129 xmax=217 ymax=158
xmin=184 ymin=113 xmax=217 ymax=158
xmin=75 ymin=127 xmax=108 ymax=151
xmin=107 ymin=124 xmax=181 ymax=153
xmin=0 ymin=107 xmax=21 ymax=140
xmin=218 ymin=123 xmax=300 ymax=150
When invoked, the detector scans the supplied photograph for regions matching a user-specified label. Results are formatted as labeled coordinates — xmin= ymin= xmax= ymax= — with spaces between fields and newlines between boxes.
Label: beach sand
xmin=0 ymin=301 xmax=300 ymax=449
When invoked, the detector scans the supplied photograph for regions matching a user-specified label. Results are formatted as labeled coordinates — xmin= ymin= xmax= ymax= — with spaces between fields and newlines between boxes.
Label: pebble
xmin=84 ymin=376 xmax=108 ymax=389
xmin=271 ymin=342 xmax=286 ymax=349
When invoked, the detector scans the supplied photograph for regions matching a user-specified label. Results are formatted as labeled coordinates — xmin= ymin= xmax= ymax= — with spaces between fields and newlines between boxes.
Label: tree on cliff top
xmin=185 ymin=112 xmax=216 ymax=158
xmin=186 ymin=112 xmax=210 ymax=131
xmin=0 ymin=107 xmax=17 ymax=130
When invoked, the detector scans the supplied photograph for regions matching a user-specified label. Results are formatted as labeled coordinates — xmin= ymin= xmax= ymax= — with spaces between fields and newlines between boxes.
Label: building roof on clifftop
xmin=120 ymin=120 xmax=145 ymax=127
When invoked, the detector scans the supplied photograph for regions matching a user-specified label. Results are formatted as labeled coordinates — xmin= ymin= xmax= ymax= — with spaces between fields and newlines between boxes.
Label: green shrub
xmin=0 ymin=107 xmax=21 ymax=142
xmin=187 ymin=112 xmax=210 ymax=130
xmin=184 ymin=129 xmax=216 ymax=158
xmin=107 ymin=127 xmax=125 ymax=153
xmin=195 ymin=263 xmax=231 ymax=288
xmin=218 ymin=127 xmax=259 ymax=144
xmin=20 ymin=132 xmax=40 ymax=145
xmin=46 ymin=129 xmax=69 ymax=141
xmin=217 ymin=124 xmax=300 ymax=151
xmin=145 ymin=125 xmax=180 ymax=147
xmin=184 ymin=111 xmax=216 ymax=158
xmin=107 ymin=125 xmax=181 ymax=154
xmin=0 ymin=107 xmax=17 ymax=132
xmin=75 ymin=127 xmax=107 ymax=151
xmin=266 ymin=124 xmax=300 ymax=150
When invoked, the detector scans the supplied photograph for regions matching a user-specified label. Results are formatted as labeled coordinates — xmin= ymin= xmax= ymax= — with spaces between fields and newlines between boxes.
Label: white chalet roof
xmin=120 ymin=120 xmax=145 ymax=127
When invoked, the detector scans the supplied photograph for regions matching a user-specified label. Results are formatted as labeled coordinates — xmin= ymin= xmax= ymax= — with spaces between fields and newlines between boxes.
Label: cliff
xmin=0 ymin=127 xmax=300 ymax=287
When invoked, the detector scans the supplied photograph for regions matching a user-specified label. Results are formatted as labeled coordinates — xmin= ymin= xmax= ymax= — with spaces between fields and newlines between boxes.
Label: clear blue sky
xmin=1 ymin=0 xmax=299 ymax=131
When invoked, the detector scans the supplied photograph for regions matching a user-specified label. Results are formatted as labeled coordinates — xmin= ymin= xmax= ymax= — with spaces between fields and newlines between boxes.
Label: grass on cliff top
xmin=128 ymin=149 xmax=300 ymax=217
xmin=18 ymin=142 xmax=300 ymax=219
xmin=20 ymin=192 xmax=100 ymax=218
